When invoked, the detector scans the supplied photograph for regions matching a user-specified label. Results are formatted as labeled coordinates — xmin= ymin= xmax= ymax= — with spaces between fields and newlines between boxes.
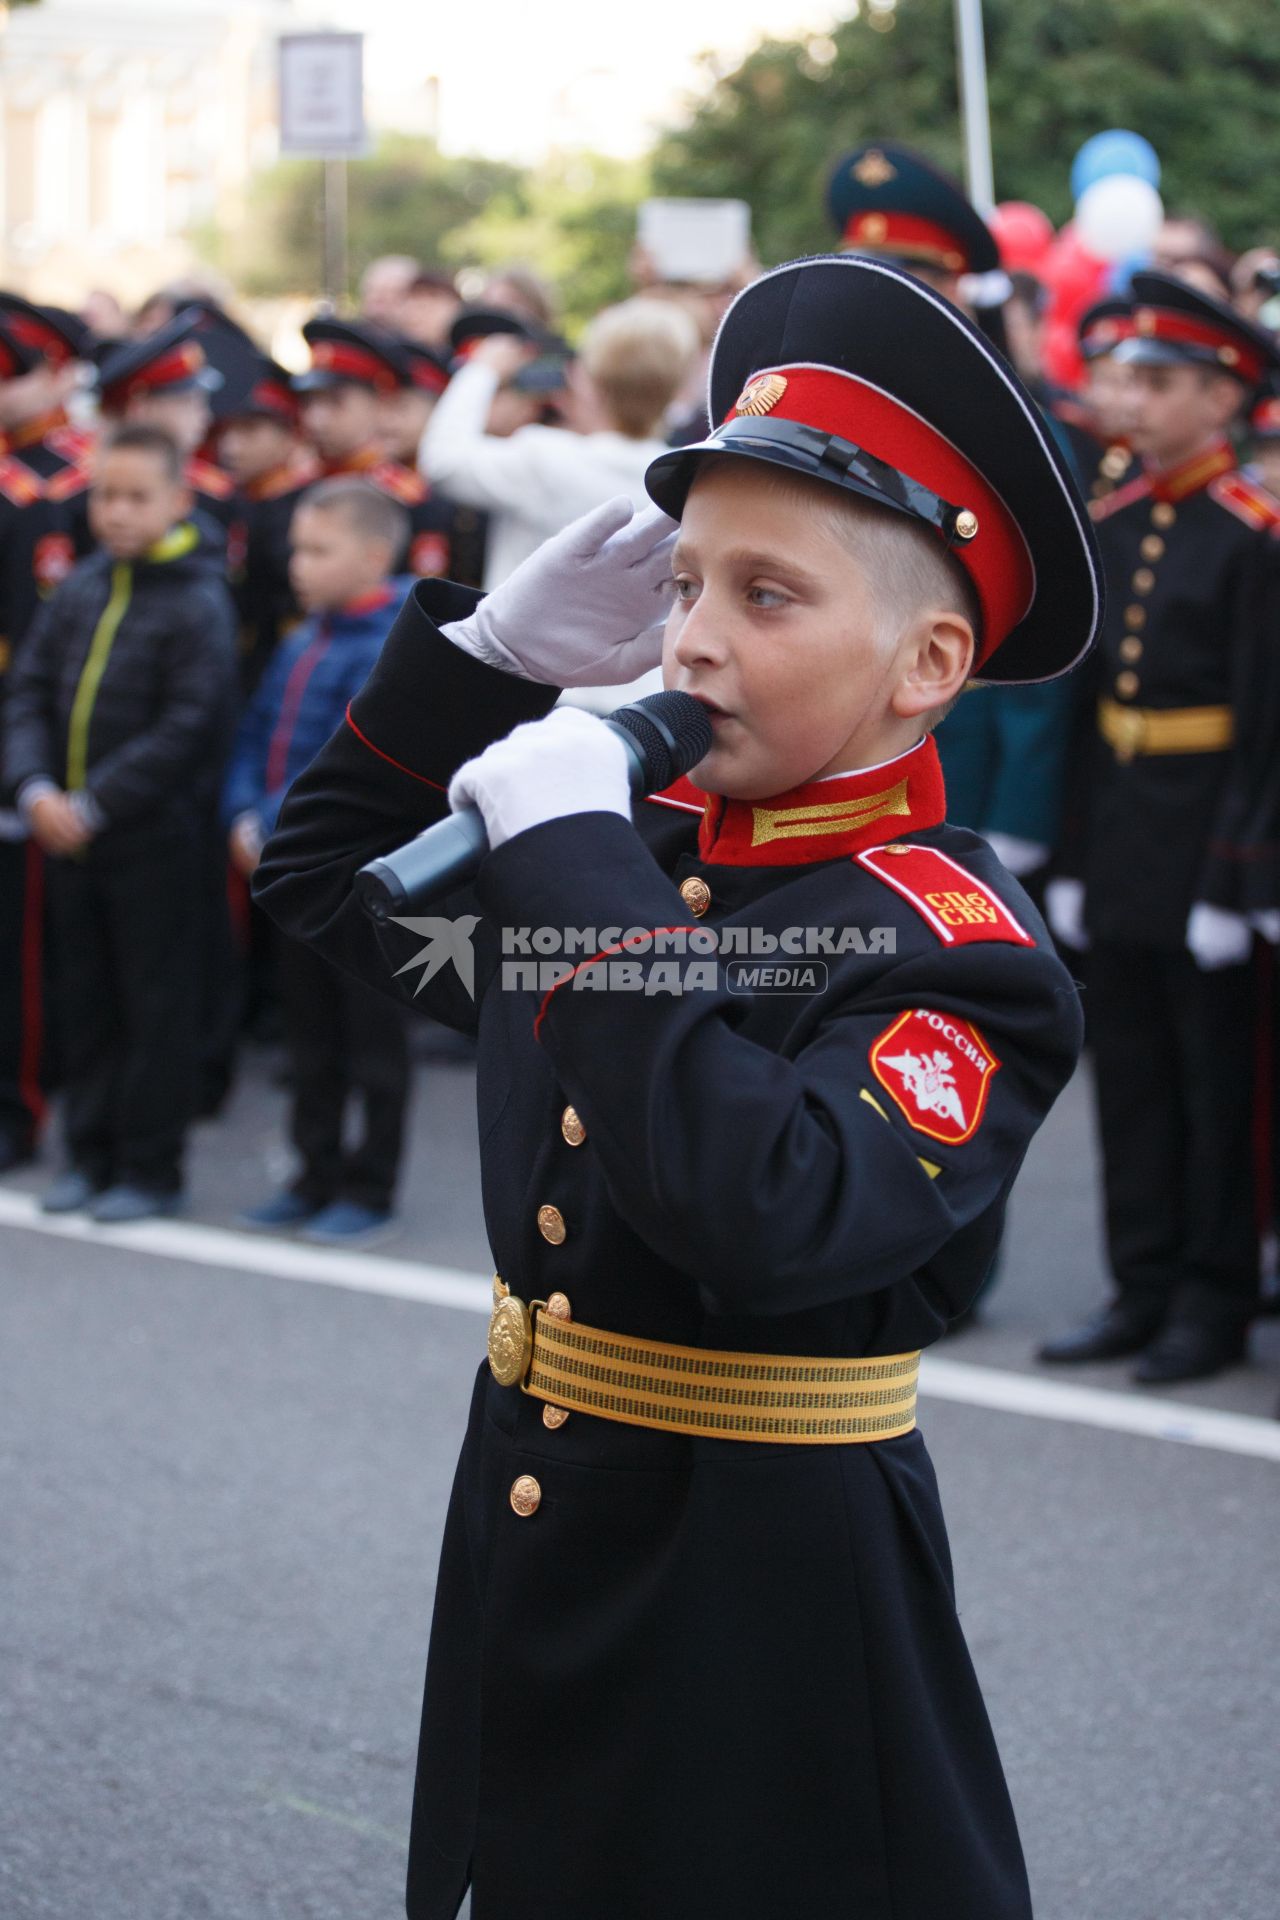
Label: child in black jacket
xmin=3 ymin=423 xmax=237 ymax=1220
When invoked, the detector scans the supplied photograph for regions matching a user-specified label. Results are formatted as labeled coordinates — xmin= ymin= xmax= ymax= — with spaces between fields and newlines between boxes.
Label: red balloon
xmin=990 ymin=201 xmax=1055 ymax=273
xmin=1043 ymin=317 xmax=1085 ymax=391
xmin=1042 ymin=224 xmax=1108 ymax=316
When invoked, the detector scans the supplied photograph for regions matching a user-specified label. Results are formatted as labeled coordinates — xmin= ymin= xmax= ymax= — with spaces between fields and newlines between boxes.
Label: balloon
xmin=989 ymin=201 xmax=1055 ymax=274
xmin=1043 ymin=317 xmax=1084 ymax=392
xmin=1042 ymin=226 xmax=1108 ymax=314
xmin=1106 ymin=251 xmax=1152 ymax=297
xmin=1075 ymin=175 xmax=1164 ymax=263
xmin=1071 ymin=130 xmax=1161 ymax=200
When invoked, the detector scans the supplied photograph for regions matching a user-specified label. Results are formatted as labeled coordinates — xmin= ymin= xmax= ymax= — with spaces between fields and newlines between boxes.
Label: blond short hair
xmin=581 ymin=299 xmax=700 ymax=440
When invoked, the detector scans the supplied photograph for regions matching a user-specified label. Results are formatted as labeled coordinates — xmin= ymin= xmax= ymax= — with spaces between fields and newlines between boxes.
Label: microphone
xmin=355 ymin=689 xmax=713 ymax=922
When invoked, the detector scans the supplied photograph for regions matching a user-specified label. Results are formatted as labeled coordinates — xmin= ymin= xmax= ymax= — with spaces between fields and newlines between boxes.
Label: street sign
xmin=278 ymin=31 xmax=366 ymax=157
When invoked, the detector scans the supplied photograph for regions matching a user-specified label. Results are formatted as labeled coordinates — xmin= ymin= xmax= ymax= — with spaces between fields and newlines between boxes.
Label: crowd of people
xmin=2 ymin=144 xmax=1279 ymax=1402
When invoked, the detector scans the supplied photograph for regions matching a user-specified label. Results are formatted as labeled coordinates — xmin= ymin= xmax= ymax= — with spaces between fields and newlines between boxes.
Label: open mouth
xmin=688 ymin=693 xmax=730 ymax=721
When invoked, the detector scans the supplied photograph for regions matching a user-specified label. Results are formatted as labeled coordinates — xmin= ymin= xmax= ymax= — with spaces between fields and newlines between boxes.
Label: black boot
xmin=1131 ymin=1320 xmax=1247 ymax=1386
xmin=1036 ymin=1299 xmax=1164 ymax=1364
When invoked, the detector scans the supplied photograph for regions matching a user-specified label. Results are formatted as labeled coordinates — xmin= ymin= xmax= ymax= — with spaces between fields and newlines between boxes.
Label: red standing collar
xmin=652 ymin=734 xmax=947 ymax=868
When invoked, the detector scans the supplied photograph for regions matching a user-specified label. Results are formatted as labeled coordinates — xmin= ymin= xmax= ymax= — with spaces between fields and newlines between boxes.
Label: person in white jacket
xmin=421 ymin=298 xmax=699 ymax=593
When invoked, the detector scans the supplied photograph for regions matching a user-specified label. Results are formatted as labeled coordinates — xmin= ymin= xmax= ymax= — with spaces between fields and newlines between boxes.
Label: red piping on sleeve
xmin=344 ymin=702 xmax=447 ymax=792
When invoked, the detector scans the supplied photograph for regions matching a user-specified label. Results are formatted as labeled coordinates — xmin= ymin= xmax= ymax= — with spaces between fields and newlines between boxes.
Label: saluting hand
xmin=442 ymin=495 xmax=678 ymax=688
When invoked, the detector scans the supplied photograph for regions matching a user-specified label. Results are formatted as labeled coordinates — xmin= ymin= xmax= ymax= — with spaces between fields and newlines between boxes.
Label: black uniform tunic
xmin=256 ymin=581 xmax=1085 ymax=1920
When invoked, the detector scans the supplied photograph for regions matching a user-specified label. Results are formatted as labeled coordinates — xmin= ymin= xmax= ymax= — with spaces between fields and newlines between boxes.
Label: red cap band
xmin=310 ymin=340 xmax=399 ymax=392
xmin=723 ymin=364 xmax=1034 ymax=663
xmin=1082 ymin=313 xmax=1135 ymax=354
xmin=106 ymin=340 xmax=205 ymax=410
xmin=247 ymin=378 xmax=297 ymax=421
xmin=408 ymin=359 xmax=449 ymax=395
xmin=841 ymin=211 xmax=970 ymax=274
xmin=1130 ymin=306 xmax=1265 ymax=383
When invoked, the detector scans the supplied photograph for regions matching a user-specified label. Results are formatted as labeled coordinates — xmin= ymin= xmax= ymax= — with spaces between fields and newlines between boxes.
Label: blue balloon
xmin=1071 ymin=130 xmax=1161 ymax=201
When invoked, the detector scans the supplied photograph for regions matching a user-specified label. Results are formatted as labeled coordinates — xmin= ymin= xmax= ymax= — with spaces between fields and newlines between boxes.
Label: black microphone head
xmin=607 ymin=689 xmax=712 ymax=789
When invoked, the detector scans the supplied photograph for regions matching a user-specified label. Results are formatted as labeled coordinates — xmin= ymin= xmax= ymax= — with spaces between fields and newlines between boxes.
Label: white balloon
xmin=1075 ymin=174 xmax=1164 ymax=262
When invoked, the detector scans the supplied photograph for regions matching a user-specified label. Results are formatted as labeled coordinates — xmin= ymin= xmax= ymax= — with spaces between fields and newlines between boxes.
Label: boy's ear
xmin=891 ymin=609 xmax=975 ymax=721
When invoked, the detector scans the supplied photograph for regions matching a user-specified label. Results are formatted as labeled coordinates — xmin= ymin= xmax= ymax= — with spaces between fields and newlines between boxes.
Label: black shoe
xmin=1036 ymin=1300 xmax=1164 ymax=1364
xmin=1131 ymin=1321 xmax=1247 ymax=1386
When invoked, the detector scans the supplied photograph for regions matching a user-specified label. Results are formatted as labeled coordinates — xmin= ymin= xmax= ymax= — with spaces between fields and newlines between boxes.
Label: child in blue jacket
xmin=223 ymin=476 xmax=414 ymax=1244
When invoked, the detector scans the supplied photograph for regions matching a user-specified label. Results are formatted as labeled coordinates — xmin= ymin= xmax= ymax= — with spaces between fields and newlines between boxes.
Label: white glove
xmin=1186 ymin=902 xmax=1252 ymax=970
xmin=1251 ymin=909 xmax=1280 ymax=944
xmin=1045 ymin=877 xmax=1089 ymax=952
xmin=448 ymin=706 xmax=632 ymax=853
xmin=985 ymin=832 xmax=1049 ymax=878
xmin=443 ymin=496 xmax=678 ymax=687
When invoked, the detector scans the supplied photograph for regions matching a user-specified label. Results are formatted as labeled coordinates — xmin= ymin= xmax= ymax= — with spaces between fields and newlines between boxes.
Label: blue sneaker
xmin=237 ymin=1190 xmax=323 ymax=1230
xmin=41 ymin=1170 xmax=102 ymax=1214
xmin=90 ymin=1184 xmax=185 ymax=1224
xmin=300 ymin=1201 xmax=399 ymax=1247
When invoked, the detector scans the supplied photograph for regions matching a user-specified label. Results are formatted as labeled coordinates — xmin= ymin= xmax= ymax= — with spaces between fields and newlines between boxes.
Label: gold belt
xmin=487 ymin=1280 xmax=919 ymax=1445
xmin=1098 ymin=697 xmax=1234 ymax=761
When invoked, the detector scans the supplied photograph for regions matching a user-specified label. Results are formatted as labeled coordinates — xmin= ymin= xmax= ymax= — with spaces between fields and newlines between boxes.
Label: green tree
xmin=444 ymin=154 xmax=648 ymax=335
xmin=651 ymin=0 xmax=1280 ymax=260
xmin=202 ymin=136 xmax=526 ymax=300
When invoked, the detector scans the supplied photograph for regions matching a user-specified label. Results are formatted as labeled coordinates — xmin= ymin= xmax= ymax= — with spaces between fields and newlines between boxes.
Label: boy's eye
xmin=672 ymin=576 xmax=700 ymax=603
xmin=747 ymin=584 xmax=789 ymax=609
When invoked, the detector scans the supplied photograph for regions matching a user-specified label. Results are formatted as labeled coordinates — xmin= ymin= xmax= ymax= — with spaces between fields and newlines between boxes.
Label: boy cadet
xmin=1042 ymin=272 xmax=1280 ymax=1383
xmin=93 ymin=311 xmax=237 ymax=552
xmin=256 ymin=256 xmax=1101 ymax=1920
xmin=215 ymin=353 xmax=319 ymax=689
xmin=292 ymin=316 xmax=468 ymax=584
xmin=0 ymin=316 xmax=73 ymax=1173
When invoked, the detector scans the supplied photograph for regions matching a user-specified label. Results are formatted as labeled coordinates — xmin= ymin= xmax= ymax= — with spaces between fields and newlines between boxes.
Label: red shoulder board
xmin=0 ymin=456 xmax=43 ymax=506
xmin=870 ymin=1008 xmax=1001 ymax=1145
xmin=186 ymin=457 xmax=234 ymax=499
xmin=46 ymin=463 xmax=91 ymax=502
xmin=856 ymin=844 xmax=1036 ymax=948
xmin=645 ymin=773 xmax=704 ymax=816
xmin=1208 ymin=471 xmax=1280 ymax=531
xmin=46 ymin=423 xmax=96 ymax=462
xmin=1087 ymin=471 xmax=1151 ymax=523
xmin=369 ymin=461 xmax=426 ymax=505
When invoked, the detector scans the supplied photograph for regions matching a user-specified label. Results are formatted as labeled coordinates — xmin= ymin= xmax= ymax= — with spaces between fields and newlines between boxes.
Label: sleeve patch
xmin=410 ymin=530 xmax=451 ymax=577
xmin=856 ymin=843 xmax=1035 ymax=947
xmin=869 ymin=1008 xmax=1001 ymax=1145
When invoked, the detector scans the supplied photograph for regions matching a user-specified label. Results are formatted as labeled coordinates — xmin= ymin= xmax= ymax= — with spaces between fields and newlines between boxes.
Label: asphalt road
xmin=2 ymin=1036 xmax=1278 ymax=1920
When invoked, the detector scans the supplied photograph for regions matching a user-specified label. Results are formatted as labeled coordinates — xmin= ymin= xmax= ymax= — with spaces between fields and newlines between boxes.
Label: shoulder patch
xmin=409 ymin=529 xmax=451 ymax=577
xmin=0 ymin=456 xmax=43 ymax=506
xmin=370 ymin=461 xmax=426 ymax=505
xmin=187 ymin=458 xmax=234 ymax=499
xmin=46 ymin=462 xmax=91 ymax=502
xmin=46 ymin=423 xmax=96 ymax=462
xmin=856 ymin=843 xmax=1036 ymax=948
xmin=1087 ymin=471 xmax=1151 ymax=523
xmin=1208 ymin=471 xmax=1280 ymax=531
xmin=870 ymin=1008 xmax=1001 ymax=1145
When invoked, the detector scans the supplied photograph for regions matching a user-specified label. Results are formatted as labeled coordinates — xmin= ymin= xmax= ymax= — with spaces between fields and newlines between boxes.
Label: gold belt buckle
xmin=487 ymin=1275 xmax=545 ymax=1389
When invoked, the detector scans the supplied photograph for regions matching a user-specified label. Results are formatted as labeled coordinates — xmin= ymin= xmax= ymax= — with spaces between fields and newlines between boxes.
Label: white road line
xmin=3 ymin=1189 xmax=1278 ymax=1462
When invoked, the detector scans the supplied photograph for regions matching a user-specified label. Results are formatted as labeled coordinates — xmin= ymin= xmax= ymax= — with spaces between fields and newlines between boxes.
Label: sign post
xmin=278 ymin=31 xmax=366 ymax=303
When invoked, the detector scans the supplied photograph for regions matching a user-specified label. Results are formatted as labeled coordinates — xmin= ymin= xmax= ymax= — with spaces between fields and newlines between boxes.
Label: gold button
xmin=510 ymin=1474 xmax=542 ymax=1516
xmin=954 ymin=508 xmax=980 ymax=541
xmin=545 ymin=1291 xmax=572 ymax=1319
xmin=679 ymin=875 xmax=711 ymax=917
xmin=1115 ymin=670 xmax=1140 ymax=698
xmin=1151 ymin=501 xmax=1176 ymax=529
xmin=542 ymin=1404 xmax=570 ymax=1430
xmin=537 ymin=1204 xmax=566 ymax=1245
xmin=1125 ymin=604 xmax=1146 ymax=630
xmin=1101 ymin=446 xmax=1130 ymax=480
xmin=879 ymin=843 xmax=913 ymax=854
xmin=1119 ymin=636 xmax=1143 ymax=663
xmin=1140 ymin=534 xmax=1165 ymax=561
xmin=1132 ymin=567 xmax=1155 ymax=594
xmin=560 ymin=1104 xmax=586 ymax=1147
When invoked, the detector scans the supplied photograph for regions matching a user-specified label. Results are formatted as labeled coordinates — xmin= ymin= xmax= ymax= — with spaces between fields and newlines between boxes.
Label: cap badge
xmin=1135 ymin=309 xmax=1157 ymax=335
xmin=859 ymin=213 xmax=890 ymax=244
xmin=1218 ymin=344 xmax=1240 ymax=367
xmin=853 ymin=149 xmax=897 ymax=187
xmin=733 ymin=372 xmax=788 ymax=417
